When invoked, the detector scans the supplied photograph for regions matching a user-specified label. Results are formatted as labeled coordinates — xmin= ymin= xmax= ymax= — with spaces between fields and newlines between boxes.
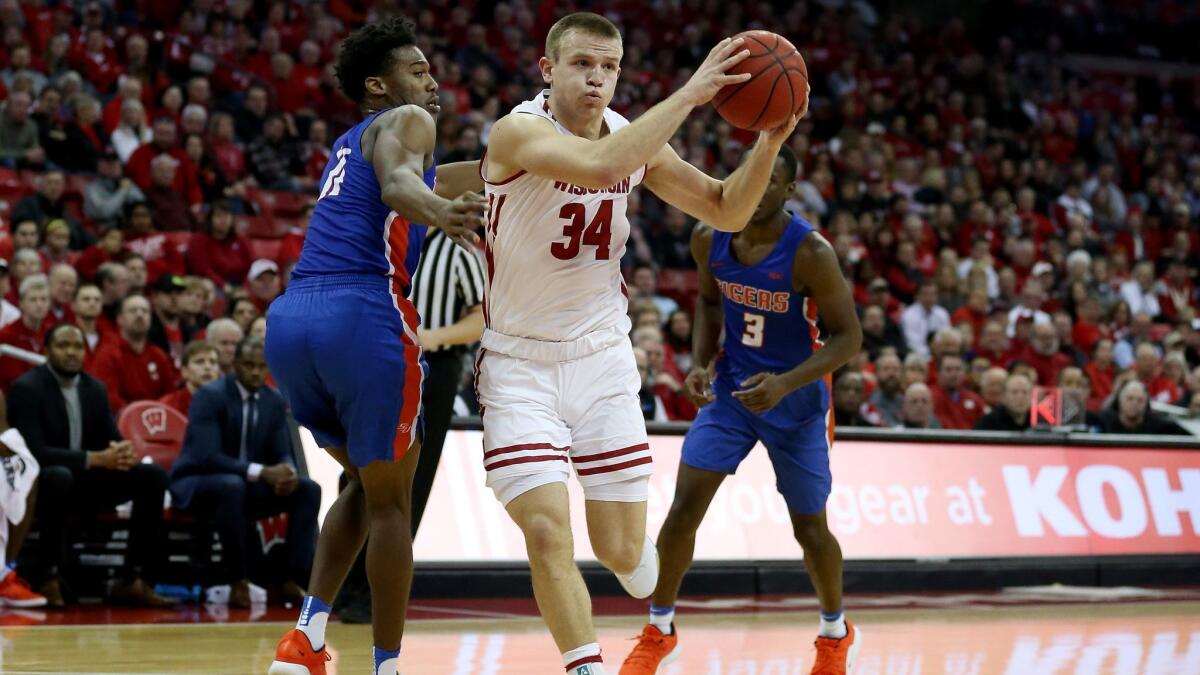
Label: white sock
xmin=649 ymin=604 xmax=674 ymax=634
xmin=819 ymin=609 xmax=847 ymax=639
xmin=375 ymin=656 xmax=399 ymax=675
xmin=615 ymin=535 xmax=659 ymax=599
xmin=562 ymin=643 xmax=604 ymax=674
xmin=296 ymin=596 xmax=330 ymax=651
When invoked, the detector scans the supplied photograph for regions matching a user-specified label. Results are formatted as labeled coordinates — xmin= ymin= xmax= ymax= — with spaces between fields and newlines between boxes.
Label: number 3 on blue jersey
xmin=742 ymin=312 xmax=764 ymax=347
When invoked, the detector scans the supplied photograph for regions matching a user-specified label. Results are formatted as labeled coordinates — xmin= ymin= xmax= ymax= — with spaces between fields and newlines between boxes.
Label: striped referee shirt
xmin=410 ymin=228 xmax=487 ymax=353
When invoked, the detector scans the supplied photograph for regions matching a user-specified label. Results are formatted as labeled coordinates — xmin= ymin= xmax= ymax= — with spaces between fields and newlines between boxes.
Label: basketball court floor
xmin=1 ymin=588 xmax=1198 ymax=674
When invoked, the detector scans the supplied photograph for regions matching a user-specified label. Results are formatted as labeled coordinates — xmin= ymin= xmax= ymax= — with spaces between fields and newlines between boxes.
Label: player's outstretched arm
xmin=370 ymin=106 xmax=486 ymax=247
xmin=643 ymin=106 xmax=803 ymax=232
xmin=734 ymin=233 xmax=862 ymax=413
xmin=486 ymin=37 xmax=753 ymax=189
xmin=434 ymin=160 xmax=484 ymax=198
xmin=684 ymin=225 xmax=722 ymax=407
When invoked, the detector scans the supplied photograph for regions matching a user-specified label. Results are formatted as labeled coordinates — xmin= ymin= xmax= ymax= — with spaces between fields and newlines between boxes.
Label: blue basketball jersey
xmin=291 ymin=110 xmax=433 ymax=298
xmin=710 ymin=213 xmax=827 ymax=421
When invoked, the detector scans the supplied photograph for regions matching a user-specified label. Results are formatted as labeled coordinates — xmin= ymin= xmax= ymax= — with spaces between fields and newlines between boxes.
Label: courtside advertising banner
xmin=301 ymin=431 xmax=1200 ymax=561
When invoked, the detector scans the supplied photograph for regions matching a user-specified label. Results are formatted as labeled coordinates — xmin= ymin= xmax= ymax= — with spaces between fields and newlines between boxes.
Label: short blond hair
xmin=545 ymin=12 xmax=620 ymax=60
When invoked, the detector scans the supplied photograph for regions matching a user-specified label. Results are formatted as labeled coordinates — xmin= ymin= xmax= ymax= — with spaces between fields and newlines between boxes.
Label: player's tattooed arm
xmin=684 ymin=225 xmax=721 ymax=407
xmin=369 ymin=105 xmax=486 ymax=247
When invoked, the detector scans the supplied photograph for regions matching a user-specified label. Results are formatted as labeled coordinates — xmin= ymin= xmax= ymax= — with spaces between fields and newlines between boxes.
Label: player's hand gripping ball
xmin=712 ymin=30 xmax=809 ymax=131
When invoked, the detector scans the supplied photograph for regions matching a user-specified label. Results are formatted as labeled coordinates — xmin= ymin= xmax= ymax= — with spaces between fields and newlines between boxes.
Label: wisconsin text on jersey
xmin=715 ymin=279 xmax=791 ymax=313
xmin=553 ymin=177 xmax=634 ymax=195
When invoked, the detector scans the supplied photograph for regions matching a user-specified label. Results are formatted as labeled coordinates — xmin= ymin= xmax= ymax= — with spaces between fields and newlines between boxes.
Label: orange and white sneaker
xmin=267 ymin=628 xmax=330 ymax=675
xmin=0 ymin=570 xmax=47 ymax=608
xmin=811 ymin=622 xmax=862 ymax=674
xmin=619 ymin=624 xmax=680 ymax=674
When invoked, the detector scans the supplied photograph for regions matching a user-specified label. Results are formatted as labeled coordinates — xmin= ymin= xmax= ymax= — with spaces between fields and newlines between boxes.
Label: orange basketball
xmin=712 ymin=31 xmax=809 ymax=132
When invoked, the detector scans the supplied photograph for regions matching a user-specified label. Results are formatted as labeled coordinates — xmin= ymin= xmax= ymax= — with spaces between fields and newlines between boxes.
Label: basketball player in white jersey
xmin=478 ymin=12 xmax=803 ymax=674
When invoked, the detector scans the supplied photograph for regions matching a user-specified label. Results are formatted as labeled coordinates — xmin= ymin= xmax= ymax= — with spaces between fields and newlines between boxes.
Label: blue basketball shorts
xmin=681 ymin=378 xmax=833 ymax=515
xmin=265 ymin=274 xmax=426 ymax=467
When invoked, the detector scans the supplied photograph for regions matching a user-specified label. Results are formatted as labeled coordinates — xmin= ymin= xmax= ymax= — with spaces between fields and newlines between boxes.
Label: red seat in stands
xmin=117 ymin=401 xmax=189 ymax=471
xmin=248 ymin=237 xmax=283 ymax=262
xmin=240 ymin=214 xmax=285 ymax=239
xmin=264 ymin=190 xmax=313 ymax=217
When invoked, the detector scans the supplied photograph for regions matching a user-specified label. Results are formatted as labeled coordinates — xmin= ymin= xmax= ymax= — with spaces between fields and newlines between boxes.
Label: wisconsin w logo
xmin=256 ymin=513 xmax=289 ymax=553
xmin=141 ymin=407 xmax=168 ymax=435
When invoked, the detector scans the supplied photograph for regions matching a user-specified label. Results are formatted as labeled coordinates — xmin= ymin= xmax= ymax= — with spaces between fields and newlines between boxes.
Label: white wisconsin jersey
xmin=481 ymin=90 xmax=644 ymax=361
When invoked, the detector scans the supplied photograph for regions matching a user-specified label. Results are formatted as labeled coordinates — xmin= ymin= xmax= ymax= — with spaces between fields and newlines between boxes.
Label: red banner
xmin=300 ymin=430 xmax=1200 ymax=561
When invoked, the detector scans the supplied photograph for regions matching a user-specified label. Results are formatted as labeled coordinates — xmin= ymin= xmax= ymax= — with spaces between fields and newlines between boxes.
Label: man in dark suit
xmin=170 ymin=336 xmax=319 ymax=608
xmin=8 ymin=324 xmax=172 ymax=607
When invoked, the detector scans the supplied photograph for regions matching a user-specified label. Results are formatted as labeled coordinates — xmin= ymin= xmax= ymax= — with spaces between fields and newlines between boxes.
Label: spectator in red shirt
xmin=226 ymin=297 xmax=260 ymax=336
xmin=1071 ymin=294 xmax=1108 ymax=356
xmin=1134 ymin=342 xmax=1182 ymax=404
xmin=73 ymin=282 xmax=109 ymax=370
xmin=40 ymin=220 xmax=76 ymax=272
xmin=127 ymin=253 xmax=149 ymax=299
xmin=1013 ymin=322 xmax=1074 ymax=386
xmin=124 ymin=117 xmax=203 ymax=207
xmin=1158 ymin=259 xmax=1196 ymax=323
xmin=950 ymin=287 xmax=990 ymax=340
xmin=89 ymin=294 xmax=178 ymax=412
xmin=931 ymin=353 xmax=987 ymax=429
xmin=158 ymin=340 xmax=219 ymax=415
xmin=147 ymin=274 xmax=198 ymax=368
xmin=104 ymin=76 xmax=145 ymax=135
xmin=634 ymin=327 xmax=696 ymax=421
xmin=204 ymin=317 xmax=243 ymax=375
xmin=46 ymin=263 xmax=76 ymax=325
xmin=1086 ymin=338 xmax=1117 ymax=410
xmin=8 ymin=250 xmax=42 ymax=306
xmin=10 ymin=221 xmax=40 ymax=262
xmin=144 ymin=154 xmax=198 ymax=231
xmin=122 ymin=202 xmax=185 ymax=284
xmin=268 ymin=52 xmax=313 ymax=114
xmin=207 ymin=112 xmax=245 ymax=182
xmin=75 ymin=226 xmax=125 ymax=281
xmin=979 ymin=366 xmax=1009 ymax=410
xmin=832 ymin=371 xmax=876 ymax=427
xmin=95 ymin=261 xmax=130 ymax=335
xmin=0 ymin=275 xmax=51 ymax=392
xmin=186 ymin=201 xmax=253 ymax=290
xmin=276 ymin=203 xmax=312 ymax=268
xmin=245 ymin=260 xmax=281 ymax=313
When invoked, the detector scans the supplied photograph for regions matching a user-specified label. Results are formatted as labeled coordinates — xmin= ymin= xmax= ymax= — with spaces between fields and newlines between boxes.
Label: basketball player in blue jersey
xmin=620 ymin=146 xmax=863 ymax=675
xmin=263 ymin=17 xmax=487 ymax=675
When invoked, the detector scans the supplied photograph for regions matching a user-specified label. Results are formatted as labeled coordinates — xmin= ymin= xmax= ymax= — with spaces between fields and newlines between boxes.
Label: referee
xmin=410 ymin=226 xmax=486 ymax=533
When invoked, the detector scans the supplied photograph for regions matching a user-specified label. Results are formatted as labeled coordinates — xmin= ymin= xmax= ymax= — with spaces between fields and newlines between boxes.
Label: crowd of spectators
xmin=0 ymin=0 xmax=1197 ymax=604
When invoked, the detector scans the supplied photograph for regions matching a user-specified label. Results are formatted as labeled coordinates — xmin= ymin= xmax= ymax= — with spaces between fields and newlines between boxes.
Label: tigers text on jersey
xmin=480 ymin=90 xmax=644 ymax=362
xmin=291 ymin=109 xmax=433 ymax=300
xmin=711 ymin=213 xmax=826 ymax=419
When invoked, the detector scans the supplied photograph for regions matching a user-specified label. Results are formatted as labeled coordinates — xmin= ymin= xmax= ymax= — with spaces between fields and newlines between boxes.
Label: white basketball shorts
xmin=475 ymin=339 xmax=653 ymax=505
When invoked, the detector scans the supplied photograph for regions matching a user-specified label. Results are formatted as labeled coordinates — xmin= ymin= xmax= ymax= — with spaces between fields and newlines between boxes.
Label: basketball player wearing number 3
xmin=620 ymin=146 xmax=863 ymax=675
xmin=478 ymin=11 xmax=802 ymax=675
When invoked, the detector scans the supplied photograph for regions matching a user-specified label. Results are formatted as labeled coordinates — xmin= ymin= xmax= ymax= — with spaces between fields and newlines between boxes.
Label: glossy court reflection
xmin=0 ymin=602 xmax=1197 ymax=674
